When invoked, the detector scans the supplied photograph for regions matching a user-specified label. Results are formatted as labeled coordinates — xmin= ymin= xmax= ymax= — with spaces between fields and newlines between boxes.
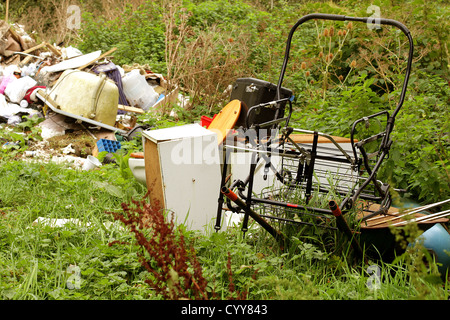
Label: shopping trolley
xmin=214 ymin=13 xmax=414 ymax=259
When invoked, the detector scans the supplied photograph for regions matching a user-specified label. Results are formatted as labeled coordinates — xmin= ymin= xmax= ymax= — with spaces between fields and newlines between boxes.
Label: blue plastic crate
xmin=97 ymin=139 xmax=121 ymax=153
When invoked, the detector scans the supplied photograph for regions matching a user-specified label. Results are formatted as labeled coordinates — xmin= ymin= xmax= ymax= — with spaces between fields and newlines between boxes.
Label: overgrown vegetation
xmin=0 ymin=0 xmax=448 ymax=300
xmin=59 ymin=0 xmax=448 ymax=204
xmin=0 ymin=161 xmax=447 ymax=300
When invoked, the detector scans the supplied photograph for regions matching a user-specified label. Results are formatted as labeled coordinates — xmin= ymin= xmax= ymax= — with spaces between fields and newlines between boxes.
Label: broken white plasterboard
xmin=31 ymin=217 xmax=125 ymax=231
xmin=40 ymin=50 xmax=101 ymax=73
xmin=38 ymin=112 xmax=85 ymax=140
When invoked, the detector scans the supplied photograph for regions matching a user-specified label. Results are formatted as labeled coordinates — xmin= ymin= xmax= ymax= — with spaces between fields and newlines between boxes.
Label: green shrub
xmin=380 ymin=71 xmax=450 ymax=203
xmin=184 ymin=0 xmax=256 ymax=28
xmin=76 ymin=2 xmax=166 ymax=71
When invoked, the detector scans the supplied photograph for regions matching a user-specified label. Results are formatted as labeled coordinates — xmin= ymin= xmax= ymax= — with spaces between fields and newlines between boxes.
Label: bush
xmin=76 ymin=2 xmax=166 ymax=72
xmin=185 ymin=0 xmax=256 ymax=28
xmin=380 ymin=71 xmax=450 ymax=203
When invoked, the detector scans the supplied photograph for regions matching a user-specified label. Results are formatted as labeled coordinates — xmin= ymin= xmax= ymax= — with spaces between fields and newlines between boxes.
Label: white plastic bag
xmin=0 ymin=94 xmax=37 ymax=125
xmin=0 ymin=74 xmax=16 ymax=94
xmin=4 ymin=76 xmax=37 ymax=103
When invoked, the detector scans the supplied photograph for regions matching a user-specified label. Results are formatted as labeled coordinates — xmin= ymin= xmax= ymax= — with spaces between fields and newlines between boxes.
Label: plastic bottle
xmin=121 ymin=69 xmax=159 ymax=111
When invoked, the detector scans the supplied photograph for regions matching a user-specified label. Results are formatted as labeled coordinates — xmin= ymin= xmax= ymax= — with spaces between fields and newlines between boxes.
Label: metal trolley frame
xmin=214 ymin=13 xmax=414 ymax=258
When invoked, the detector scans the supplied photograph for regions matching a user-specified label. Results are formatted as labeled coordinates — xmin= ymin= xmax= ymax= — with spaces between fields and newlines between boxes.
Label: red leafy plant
xmin=107 ymin=194 xmax=246 ymax=300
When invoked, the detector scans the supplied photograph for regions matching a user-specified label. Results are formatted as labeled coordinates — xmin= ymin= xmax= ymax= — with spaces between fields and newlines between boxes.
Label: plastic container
xmin=20 ymin=100 xmax=29 ymax=108
xmin=48 ymin=69 xmax=119 ymax=126
xmin=121 ymin=69 xmax=159 ymax=111
xmin=415 ymin=223 xmax=450 ymax=278
xmin=82 ymin=155 xmax=102 ymax=171
xmin=96 ymin=139 xmax=121 ymax=153
xmin=200 ymin=115 xmax=217 ymax=128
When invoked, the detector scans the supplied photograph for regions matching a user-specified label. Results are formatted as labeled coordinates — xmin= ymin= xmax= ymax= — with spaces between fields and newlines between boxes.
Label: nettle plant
xmin=0 ymin=115 xmax=43 ymax=159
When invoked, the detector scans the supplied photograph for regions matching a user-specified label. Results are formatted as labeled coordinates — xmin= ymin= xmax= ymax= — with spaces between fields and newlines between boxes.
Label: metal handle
xmin=276 ymin=13 xmax=414 ymax=120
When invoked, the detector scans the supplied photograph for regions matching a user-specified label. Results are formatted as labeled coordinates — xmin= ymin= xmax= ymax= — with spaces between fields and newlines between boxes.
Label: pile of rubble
xmin=0 ymin=20 xmax=181 ymax=169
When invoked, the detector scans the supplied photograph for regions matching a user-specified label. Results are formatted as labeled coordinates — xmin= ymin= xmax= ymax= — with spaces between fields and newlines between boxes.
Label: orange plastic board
xmin=207 ymin=99 xmax=241 ymax=144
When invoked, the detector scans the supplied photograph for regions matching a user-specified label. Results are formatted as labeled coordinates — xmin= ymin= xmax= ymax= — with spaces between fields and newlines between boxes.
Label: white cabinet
xmin=142 ymin=124 xmax=221 ymax=232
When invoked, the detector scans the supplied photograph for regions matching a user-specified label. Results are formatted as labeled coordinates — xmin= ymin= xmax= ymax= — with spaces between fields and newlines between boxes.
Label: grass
xmin=0 ymin=159 xmax=149 ymax=299
xmin=0 ymin=158 xmax=448 ymax=300
xmin=0 ymin=0 xmax=448 ymax=302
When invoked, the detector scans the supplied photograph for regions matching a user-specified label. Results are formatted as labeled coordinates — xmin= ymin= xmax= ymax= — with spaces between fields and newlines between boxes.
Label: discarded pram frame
xmin=214 ymin=13 xmax=414 ymax=259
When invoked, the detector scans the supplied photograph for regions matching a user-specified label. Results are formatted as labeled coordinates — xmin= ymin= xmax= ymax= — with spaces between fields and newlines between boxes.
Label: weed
xmin=107 ymin=195 xmax=248 ymax=300
xmin=162 ymin=0 xmax=255 ymax=114
xmin=0 ymin=115 xmax=43 ymax=161
xmin=0 ymin=160 xmax=448 ymax=300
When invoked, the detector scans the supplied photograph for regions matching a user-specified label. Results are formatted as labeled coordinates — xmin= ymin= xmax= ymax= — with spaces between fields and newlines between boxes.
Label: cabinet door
xmin=158 ymin=134 xmax=221 ymax=232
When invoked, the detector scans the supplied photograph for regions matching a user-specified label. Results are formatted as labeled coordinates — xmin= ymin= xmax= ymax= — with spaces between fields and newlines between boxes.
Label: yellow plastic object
xmin=207 ymin=99 xmax=241 ymax=145
xmin=48 ymin=69 xmax=119 ymax=126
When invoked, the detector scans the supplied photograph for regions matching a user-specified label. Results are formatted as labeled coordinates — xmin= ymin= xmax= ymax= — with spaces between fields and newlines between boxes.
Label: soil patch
xmin=46 ymin=131 xmax=96 ymax=157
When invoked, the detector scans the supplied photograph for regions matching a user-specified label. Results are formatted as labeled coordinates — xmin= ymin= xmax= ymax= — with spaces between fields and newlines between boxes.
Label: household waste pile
xmin=0 ymin=20 xmax=180 ymax=168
